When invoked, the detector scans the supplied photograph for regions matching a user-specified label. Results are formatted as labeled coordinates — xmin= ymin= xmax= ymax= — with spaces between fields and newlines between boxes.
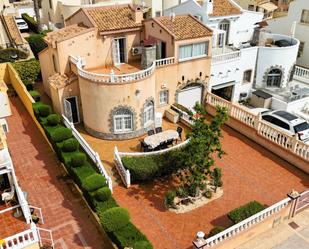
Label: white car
xmin=262 ymin=110 xmax=309 ymax=144
xmin=15 ymin=18 xmax=28 ymax=32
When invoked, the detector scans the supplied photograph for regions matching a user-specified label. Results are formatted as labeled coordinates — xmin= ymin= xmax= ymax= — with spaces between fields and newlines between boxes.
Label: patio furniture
xmin=177 ymin=126 xmax=183 ymax=141
xmin=1 ymin=185 xmax=15 ymax=205
xmin=159 ymin=141 xmax=168 ymax=150
xmin=166 ymin=138 xmax=174 ymax=147
xmin=147 ymin=129 xmax=155 ymax=136
xmin=140 ymin=141 xmax=152 ymax=152
xmin=144 ymin=130 xmax=179 ymax=149
xmin=155 ymin=127 xmax=162 ymax=133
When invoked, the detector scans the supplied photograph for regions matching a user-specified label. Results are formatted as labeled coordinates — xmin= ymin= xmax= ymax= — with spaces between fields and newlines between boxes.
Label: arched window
xmin=113 ymin=108 xmax=133 ymax=133
xmin=267 ymin=69 xmax=282 ymax=87
xmin=143 ymin=101 xmax=154 ymax=126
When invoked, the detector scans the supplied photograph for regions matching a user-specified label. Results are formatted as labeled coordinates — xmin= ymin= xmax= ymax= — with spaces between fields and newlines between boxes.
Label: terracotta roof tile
xmin=3 ymin=15 xmax=23 ymax=45
xmin=154 ymin=15 xmax=212 ymax=40
xmin=210 ymin=0 xmax=242 ymax=17
xmin=83 ymin=5 xmax=142 ymax=32
xmin=44 ymin=25 xmax=90 ymax=43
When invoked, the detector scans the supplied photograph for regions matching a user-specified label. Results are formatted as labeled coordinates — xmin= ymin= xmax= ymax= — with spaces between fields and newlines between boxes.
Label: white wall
xmin=267 ymin=0 xmax=309 ymax=67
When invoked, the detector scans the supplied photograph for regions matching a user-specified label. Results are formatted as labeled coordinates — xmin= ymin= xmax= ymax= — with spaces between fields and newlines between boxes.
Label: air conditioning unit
xmin=131 ymin=47 xmax=142 ymax=55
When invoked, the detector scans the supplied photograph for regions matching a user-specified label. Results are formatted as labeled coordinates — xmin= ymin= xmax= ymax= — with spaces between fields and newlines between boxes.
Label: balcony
xmin=70 ymin=56 xmax=176 ymax=84
xmin=212 ymin=46 xmax=241 ymax=64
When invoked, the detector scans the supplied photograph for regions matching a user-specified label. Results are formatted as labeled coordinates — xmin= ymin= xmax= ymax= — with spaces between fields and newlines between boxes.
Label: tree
xmin=33 ymin=0 xmax=42 ymax=32
xmin=212 ymin=167 xmax=222 ymax=193
xmin=177 ymin=103 xmax=228 ymax=194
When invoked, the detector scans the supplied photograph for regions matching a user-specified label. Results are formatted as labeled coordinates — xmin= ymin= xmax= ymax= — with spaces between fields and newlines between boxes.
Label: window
xmin=219 ymin=20 xmax=230 ymax=45
xmin=52 ymin=55 xmax=58 ymax=73
xmin=271 ymin=118 xmax=290 ymax=130
xmin=267 ymin=68 xmax=282 ymax=87
xmin=217 ymin=33 xmax=224 ymax=47
xmin=159 ymin=90 xmax=169 ymax=105
xmin=143 ymin=101 xmax=154 ymax=126
xmin=298 ymin=41 xmax=305 ymax=57
xmin=179 ymin=42 xmax=209 ymax=61
xmin=248 ymin=4 xmax=254 ymax=11
xmin=113 ymin=108 xmax=133 ymax=133
xmin=300 ymin=9 xmax=309 ymax=24
xmin=243 ymin=70 xmax=252 ymax=83
xmin=49 ymin=0 xmax=52 ymax=9
xmin=155 ymin=11 xmax=161 ymax=17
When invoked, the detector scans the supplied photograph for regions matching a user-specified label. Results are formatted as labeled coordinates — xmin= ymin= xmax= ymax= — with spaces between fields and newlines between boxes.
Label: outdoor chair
xmin=176 ymin=126 xmax=183 ymax=142
xmin=1 ymin=185 xmax=15 ymax=206
xmin=147 ymin=129 xmax=155 ymax=136
xmin=140 ymin=141 xmax=151 ymax=152
xmin=159 ymin=141 xmax=168 ymax=150
xmin=155 ymin=127 xmax=163 ymax=133
xmin=166 ymin=139 xmax=174 ymax=147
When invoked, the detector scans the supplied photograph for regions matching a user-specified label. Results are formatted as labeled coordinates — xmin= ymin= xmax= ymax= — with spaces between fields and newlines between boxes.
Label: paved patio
xmin=5 ymin=97 xmax=113 ymax=249
xmin=81 ymin=115 xmax=309 ymax=249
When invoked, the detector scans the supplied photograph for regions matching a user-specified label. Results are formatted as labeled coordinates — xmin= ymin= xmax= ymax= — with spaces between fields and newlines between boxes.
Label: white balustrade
xmin=211 ymin=51 xmax=241 ymax=64
xmin=114 ymin=147 xmax=131 ymax=188
xmin=0 ymin=228 xmax=38 ymax=249
xmin=294 ymin=66 xmax=309 ymax=83
xmin=62 ymin=115 xmax=113 ymax=192
xmin=155 ymin=57 xmax=175 ymax=67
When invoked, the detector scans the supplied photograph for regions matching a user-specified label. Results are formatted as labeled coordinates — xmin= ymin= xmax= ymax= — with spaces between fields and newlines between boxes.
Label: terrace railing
xmin=211 ymin=51 xmax=241 ymax=64
xmin=293 ymin=65 xmax=309 ymax=83
xmin=155 ymin=57 xmax=176 ymax=67
xmin=62 ymin=115 xmax=113 ymax=192
xmin=193 ymin=197 xmax=291 ymax=248
xmin=114 ymin=146 xmax=131 ymax=188
xmin=206 ymin=92 xmax=309 ymax=162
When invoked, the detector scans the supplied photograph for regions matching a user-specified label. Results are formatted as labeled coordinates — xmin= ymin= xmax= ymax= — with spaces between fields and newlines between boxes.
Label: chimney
xmin=170 ymin=12 xmax=176 ymax=22
xmin=132 ymin=5 xmax=143 ymax=24
xmin=203 ymin=0 xmax=213 ymax=15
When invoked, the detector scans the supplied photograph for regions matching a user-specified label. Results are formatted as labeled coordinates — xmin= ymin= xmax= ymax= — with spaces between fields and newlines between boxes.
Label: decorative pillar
xmin=287 ymin=189 xmax=300 ymax=218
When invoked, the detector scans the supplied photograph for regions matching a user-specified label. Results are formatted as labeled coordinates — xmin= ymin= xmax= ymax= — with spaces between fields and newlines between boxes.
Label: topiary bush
xmin=62 ymin=138 xmax=79 ymax=152
xmin=71 ymin=152 xmax=87 ymax=167
xmin=12 ymin=59 xmax=41 ymax=87
xmin=95 ymin=187 xmax=111 ymax=202
xmin=29 ymin=90 xmax=41 ymax=102
xmin=82 ymin=174 xmax=106 ymax=192
xmin=46 ymin=114 xmax=61 ymax=126
xmin=95 ymin=198 xmax=119 ymax=214
xmin=228 ymin=201 xmax=265 ymax=224
xmin=133 ymin=241 xmax=153 ymax=249
xmin=50 ymin=127 xmax=72 ymax=143
xmin=38 ymin=104 xmax=52 ymax=117
xmin=0 ymin=48 xmax=28 ymax=63
xmin=100 ymin=207 xmax=130 ymax=232
xmin=208 ymin=226 xmax=225 ymax=237
xmin=71 ymin=164 xmax=96 ymax=186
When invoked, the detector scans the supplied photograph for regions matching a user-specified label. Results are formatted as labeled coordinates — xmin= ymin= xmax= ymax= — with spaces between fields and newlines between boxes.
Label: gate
xmin=295 ymin=189 xmax=309 ymax=214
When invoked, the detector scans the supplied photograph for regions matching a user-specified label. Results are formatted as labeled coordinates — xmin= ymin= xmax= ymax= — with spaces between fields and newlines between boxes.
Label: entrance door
xmin=112 ymin=38 xmax=126 ymax=65
xmin=212 ymin=85 xmax=234 ymax=101
xmin=63 ymin=97 xmax=80 ymax=124
xmin=178 ymin=85 xmax=203 ymax=111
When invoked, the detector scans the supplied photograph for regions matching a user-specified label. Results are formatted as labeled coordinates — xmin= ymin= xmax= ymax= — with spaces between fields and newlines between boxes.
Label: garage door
xmin=178 ymin=85 xmax=202 ymax=111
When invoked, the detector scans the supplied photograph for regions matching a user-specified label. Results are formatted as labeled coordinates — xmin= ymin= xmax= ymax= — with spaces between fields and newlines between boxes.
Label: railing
xmin=70 ymin=55 xmax=156 ymax=83
xmin=62 ymin=115 xmax=113 ymax=192
xmin=171 ymin=105 xmax=194 ymax=126
xmin=193 ymin=197 xmax=291 ymax=248
xmin=206 ymin=92 xmax=309 ymax=162
xmin=293 ymin=65 xmax=309 ymax=83
xmin=155 ymin=57 xmax=175 ymax=67
xmin=36 ymin=227 xmax=54 ymax=248
xmin=211 ymin=51 xmax=241 ymax=64
xmin=29 ymin=205 xmax=44 ymax=224
xmin=0 ymin=227 xmax=39 ymax=249
xmin=114 ymin=147 xmax=131 ymax=188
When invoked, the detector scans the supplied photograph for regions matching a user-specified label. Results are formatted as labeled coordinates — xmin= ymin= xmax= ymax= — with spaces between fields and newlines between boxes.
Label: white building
xmin=164 ymin=0 xmax=300 ymax=104
xmin=267 ymin=0 xmax=309 ymax=68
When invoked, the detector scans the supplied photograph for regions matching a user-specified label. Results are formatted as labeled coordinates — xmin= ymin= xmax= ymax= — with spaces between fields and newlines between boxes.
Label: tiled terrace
xmin=80 ymin=115 xmax=309 ymax=249
xmin=86 ymin=61 xmax=142 ymax=75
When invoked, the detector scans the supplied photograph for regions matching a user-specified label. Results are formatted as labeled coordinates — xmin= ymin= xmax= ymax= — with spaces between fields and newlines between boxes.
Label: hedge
xmin=12 ymin=59 xmax=41 ymax=88
xmin=0 ymin=48 xmax=28 ymax=63
xmin=71 ymin=163 xmax=96 ymax=186
xmin=95 ymin=198 xmax=119 ymax=214
xmin=25 ymin=33 xmax=48 ymax=58
xmin=38 ymin=104 xmax=52 ymax=117
xmin=21 ymin=13 xmax=38 ymax=33
xmin=100 ymin=207 xmax=130 ymax=232
xmin=62 ymin=138 xmax=79 ymax=152
xmin=50 ymin=127 xmax=72 ymax=143
xmin=228 ymin=201 xmax=265 ymax=224
xmin=133 ymin=241 xmax=153 ymax=249
xmin=208 ymin=226 xmax=225 ymax=237
xmin=82 ymin=174 xmax=106 ymax=192
xmin=29 ymin=90 xmax=41 ymax=102
xmin=47 ymin=114 xmax=61 ymax=126
xmin=95 ymin=187 xmax=111 ymax=202
xmin=71 ymin=152 xmax=87 ymax=167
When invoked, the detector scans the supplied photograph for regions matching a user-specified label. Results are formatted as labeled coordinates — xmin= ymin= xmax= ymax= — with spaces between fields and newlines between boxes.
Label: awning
xmin=259 ymin=2 xmax=278 ymax=12
xmin=212 ymin=81 xmax=235 ymax=90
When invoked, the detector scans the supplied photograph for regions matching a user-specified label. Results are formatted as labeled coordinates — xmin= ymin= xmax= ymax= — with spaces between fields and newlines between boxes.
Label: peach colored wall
xmin=39 ymin=49 xmax=54 ymax=97
xmin=143 ymin=20 xmax=174 ymax=58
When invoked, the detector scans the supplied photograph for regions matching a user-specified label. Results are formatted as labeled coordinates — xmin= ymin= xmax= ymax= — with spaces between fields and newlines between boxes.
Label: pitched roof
xmin=153 ymin=15 xmax=212 ymax=41
xmin=210 ymin=0 xmax=242 ymax=17
xmin=82 ymin=5 xmax=142 ymax=33
xmin=3 ymin=15 xmax=24 ymax=46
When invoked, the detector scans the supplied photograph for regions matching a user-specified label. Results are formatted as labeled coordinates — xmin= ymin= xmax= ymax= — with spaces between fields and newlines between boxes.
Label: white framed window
xmin=143 ymin=101 xmax=154 ymax=126
xmin=179 ymin=42 xmax=209 ymax=61
xmin=113 ymin=109 xmax=133 ymax=133
xmin=298 ymin=41 xmax=305 ymax=57
xmin=301 ymin=9 xmax=309 ymax=24
xmin=267 ymin=69 xmax=282 ymax=87
xmin=159 ymin=90 xmax=169 ymax=105
xmin=243 ymin=70 xmax=252 ymax=83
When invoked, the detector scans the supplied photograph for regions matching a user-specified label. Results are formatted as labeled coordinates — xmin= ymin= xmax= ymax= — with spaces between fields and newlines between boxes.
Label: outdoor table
xmin=144 ymin=129 xmax=179 ymax=149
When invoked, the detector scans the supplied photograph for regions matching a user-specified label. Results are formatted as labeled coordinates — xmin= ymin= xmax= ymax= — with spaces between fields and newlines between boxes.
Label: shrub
xmin=164 ymin=190 xmax=176 ymax=209
xmin=22 ymin=13 xmax=38 ymax=33
xmin=62 ymin=138 xmax=79 ymax=152
xmin=0 ymin=48 xmax=28 ymax=63
xmin=176 ymin=187 xmax=189 ymax=198
xmin=71 ymin=164 xmax=96 ymax=186
xmin=28 ymin=90 xmax=41 ymax=102
xmin=46 ymin=114 xmax=60 ymax=126
xmin=95 ymin=198 xmax=119 ymax=214
xmin=110 ymin=223 xmax=151 ymax=248
xmin=25 ymin=33 xmax=47 ymax=58
xmin=203 ymin=190 xmax=213 ymax=199
xmin=208 ymin=226 xmax=225 ymax=238
xmin=38 ymin=104 xmax=52 ymax=117
xmin=12 ymin=59 xmax=41 ymax=86
xmin=71 ymin=152 xmax=87 ymax=167
xmin=100 ymin=207 xmax=130 ymax=232
xmin=188 ymin=183 xmax=199 ymax=197
xmin=95 ymin=187 xmax=111 ymax=202
xmin=133 ymin=241 xmax=153 ymax=249
xmin=228 ymin=201 xmax=265 ymax=224
xmin=82 ymin=174 xmax=106 ymax=192
xmin=51 ymin=127 xmax=72 ymax=143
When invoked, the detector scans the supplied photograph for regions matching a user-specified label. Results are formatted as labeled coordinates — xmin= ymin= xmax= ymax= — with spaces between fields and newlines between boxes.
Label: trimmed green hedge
xmin=0 ymin=48 xmax=28 ymax=63
xmin=47 ymin=114 xmax=61 ymax=126
xmin=25 ymin=33 xmax=48 ymax=58
xmin=38 ymin=104 xmax=52 ymax=117
xmin=12 ymin=59 xmax=41 ymax=89
xmin=208 ymin=226 xmax=225 ymax=237
xmin=95 ymin=187 xmax=111 ymax=202
xmin=62 ymin=138 xmax=79 ymax=152
xmin=100 ymin=207 xmax=130 ymax=232
xmin=71 ymin=163 xmax=96 ymax=186
xmin=50 ymin=127 xmax=72 ymax=143
xmin=22 ymin=13 xmax=38 ymax=33
xmin=228 ymin=201 xmax=265 ymax=224
xmin=133 ymin=241 xmax=153 ymax=249
xmin=82 ymin=174 xmax=106 ymax=192
xmin=71 ymin=152 xmax=87 ymax=167
xmin=95 ymin=198 xmax=119 ymax=214
xmin=29 ymin=90 xmax=41 ymax=102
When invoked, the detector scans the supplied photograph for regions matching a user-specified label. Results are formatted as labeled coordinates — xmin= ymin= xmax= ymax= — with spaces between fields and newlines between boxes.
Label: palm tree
xmin=33 ymin=0 xmax=42 ymax=32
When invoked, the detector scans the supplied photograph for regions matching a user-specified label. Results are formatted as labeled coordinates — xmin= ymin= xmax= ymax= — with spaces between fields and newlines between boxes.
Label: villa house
xmin=234 ymin=0 xmax=278 ymax=19
xmin=39 ymin=4 xmax=213 ymax=140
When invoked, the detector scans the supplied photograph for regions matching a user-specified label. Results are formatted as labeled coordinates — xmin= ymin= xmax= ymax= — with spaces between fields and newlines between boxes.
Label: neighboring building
xmin=39 ymin=4 xmax=213 ymax=140
xmin=271 ymin=0 xmax=293 ymax=11
xmin=267 ymin=0 xmax=309 ymax=68
xmin=234 ymin=0 xmax=278 ymax=19
xmin=164 ymin=0 xmax=301 ymax=104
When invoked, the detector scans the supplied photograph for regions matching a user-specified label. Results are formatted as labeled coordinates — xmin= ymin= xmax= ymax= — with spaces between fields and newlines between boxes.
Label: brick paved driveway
xmin=6 ymin=98 xmax=113 ymax=249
